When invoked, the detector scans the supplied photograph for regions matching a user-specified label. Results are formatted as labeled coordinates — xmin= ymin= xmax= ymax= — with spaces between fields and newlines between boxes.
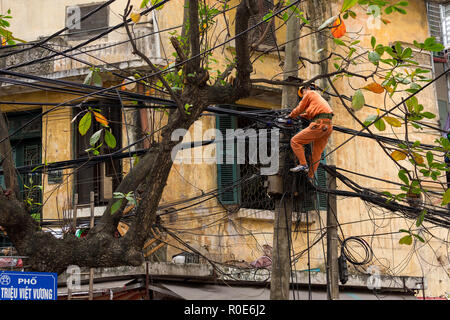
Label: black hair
xmin=301 ymin=84 xmax=316 ymax=93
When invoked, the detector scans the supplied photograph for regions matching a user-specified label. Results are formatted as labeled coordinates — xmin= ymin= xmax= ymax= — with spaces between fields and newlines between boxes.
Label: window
xmin=248 ymin=0 xmax=277 ymax=49
xmin=74 ymin=102 xmax=122 ymax=205
xmin=216 ymin=111 xmax=328 ymax=212
xmin=216 ymin=114 xmax=241 ymax=205
xmin=427 ymin=3 xmax=443 ymax=45
xmin=0 ymin=111 xmax=42 ymax=213
xmin=443 ymin=4 xmax=450 ymax=48
xmin=303 ymin=142 xmax=328 ymax=212
xmin=66 ymin=2 xmax=109 ymax=40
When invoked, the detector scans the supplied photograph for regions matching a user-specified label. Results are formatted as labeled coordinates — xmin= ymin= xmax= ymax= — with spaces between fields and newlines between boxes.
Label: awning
xmin=158 ymin=283 xmax=417 ymax=300
xmin=58 ymin=279 xmax=134 ymax=297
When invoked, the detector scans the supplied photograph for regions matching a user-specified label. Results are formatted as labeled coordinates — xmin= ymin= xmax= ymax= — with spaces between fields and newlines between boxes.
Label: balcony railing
xmin=0 ymin=27 xmax=162 ymax=79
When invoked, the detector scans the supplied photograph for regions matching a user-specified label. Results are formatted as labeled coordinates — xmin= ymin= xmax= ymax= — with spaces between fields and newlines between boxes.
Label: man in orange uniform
xmin=288 ymin=85 xmax=333 ymax=178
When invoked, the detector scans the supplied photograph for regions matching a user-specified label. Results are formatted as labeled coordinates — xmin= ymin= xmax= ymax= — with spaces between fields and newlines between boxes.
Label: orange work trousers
xmin=290 ymin=119 xmax=333 ymax=178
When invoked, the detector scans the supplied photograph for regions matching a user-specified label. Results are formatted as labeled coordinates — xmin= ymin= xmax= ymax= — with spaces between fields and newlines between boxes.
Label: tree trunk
xmin=0 ymin=0 xmax=256 ymax=274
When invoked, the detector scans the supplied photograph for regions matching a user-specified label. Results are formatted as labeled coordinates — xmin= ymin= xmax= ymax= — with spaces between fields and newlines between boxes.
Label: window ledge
xmin=235 ymin=208 xmax=322 ymax=225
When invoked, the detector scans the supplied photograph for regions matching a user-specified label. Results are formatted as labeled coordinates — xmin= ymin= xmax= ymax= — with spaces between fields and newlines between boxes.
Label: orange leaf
xmin=412 ymin=152 xmax=424 ymax=165
xmin=363 ymin=82 xmax=385 ymax=94
xmin=121 ymin=79 xmax=127 ymax=91
xmin=93 ymin=111 xmax=109 ymax=127
xmin=130 ymin=12 xmax=141 ymax=24
xmin=384 ymin=116 xmax=402 ymax=127
xmin=391 ymin=150 xmax=407 ymax=161
xmin=331 ymin=17 xmax=346 ymax=38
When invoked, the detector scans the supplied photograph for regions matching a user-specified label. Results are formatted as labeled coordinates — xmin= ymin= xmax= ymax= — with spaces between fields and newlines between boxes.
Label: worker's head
xmin=298 ymin=84 xmax=316 ymax=98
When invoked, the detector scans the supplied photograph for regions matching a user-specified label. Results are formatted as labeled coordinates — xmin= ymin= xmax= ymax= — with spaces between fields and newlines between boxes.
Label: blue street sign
xmin=0 ymin=270 xmax=57 ymax=300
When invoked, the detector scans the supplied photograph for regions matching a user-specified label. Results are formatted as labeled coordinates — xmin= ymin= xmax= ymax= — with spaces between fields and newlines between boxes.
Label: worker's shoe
xmin=290 ymin=164 xmax=309 ymax=173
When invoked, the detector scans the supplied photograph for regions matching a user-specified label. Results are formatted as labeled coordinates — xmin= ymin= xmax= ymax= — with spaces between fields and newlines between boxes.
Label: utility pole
xmin=326 ymin=165 xmax=339 ymax=300
xmin=88 ymin=191 xmax=95 ymax=300
xmin=270 ymin=8 xmax=300 ymax=300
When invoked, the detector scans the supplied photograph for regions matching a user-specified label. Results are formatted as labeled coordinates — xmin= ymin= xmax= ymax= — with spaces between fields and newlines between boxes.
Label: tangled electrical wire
xmin=340 ymin=236 xmax=374 ymax=266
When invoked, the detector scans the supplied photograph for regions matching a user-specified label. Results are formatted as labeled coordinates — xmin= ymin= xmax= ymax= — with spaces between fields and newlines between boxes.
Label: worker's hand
xmin=284 ymin=115 xmax=293 ymax=122
xmin=283 ymin=116 xmax=293 ymax=125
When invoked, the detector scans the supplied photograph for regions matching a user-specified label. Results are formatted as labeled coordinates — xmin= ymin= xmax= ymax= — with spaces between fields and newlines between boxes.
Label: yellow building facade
xmin=0 ymin=0 xmax=448 ymax=297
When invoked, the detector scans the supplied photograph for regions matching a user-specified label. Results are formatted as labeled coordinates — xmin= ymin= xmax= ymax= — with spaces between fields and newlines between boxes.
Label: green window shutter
xmin=316 ymin=157 xmax=328 ymax=211
xmin=216 ymin=114 xmax=240 ymax=204
xmin=0 ymin=170 xmax=4 ymax=189
xmin=303 ymin=153 xmax=328 ymax=211
xmin=437 ymin=100 xmax=448 ymax=130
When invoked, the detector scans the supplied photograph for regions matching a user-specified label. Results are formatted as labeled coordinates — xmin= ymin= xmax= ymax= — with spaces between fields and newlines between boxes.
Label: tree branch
xmin=122 ymin=1 xmax=186 ymax=118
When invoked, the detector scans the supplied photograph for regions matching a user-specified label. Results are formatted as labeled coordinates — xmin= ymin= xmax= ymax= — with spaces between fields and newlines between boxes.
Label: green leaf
xmin=422 ymin=37 xmax=445 ymax=52
xmin=184 ymin=103 xmax=192 ymax=115
xmin=371 ymin=36 xmax=376 ymax=49
xmin=416 ymin=209 xmax=427 ymax=227
xmin=341 ymin=0 xmax=359 ymax=12
xmin=92 ymin=72 xmax=103 ymax=87
xmin=111 ymin=199 xmax=123 ymax=215
xmin=429 ymin=43 xmax=445 ymax=52
xmin=442 ymin=188 xmax=450 ymax=206
xmin=334 ymin=38 xmax=346 ymax=46
xmin=78 ymin=112 xmax=92 ymax=136
xmin=263 ymin=12 xmax=274 ymax=21
xmin=133 ymin=154 xmax=140 ymax=166
xmin=363 ymin=114 xmax=378 ymax=127
xmin=395 ymin=42 xmax=403 ymax=57
xmin=352 ymin=89 xmax=365 ymax=111
xmin=113 ymin=192 xmax=125 ymax=199
xmin=413 ymin=234 xmax=425 ymax=243
xmin=426 ymin=151 xmax=434 ymax=167
xmin=104 ymin=130 xmax=117 ymax=149
xmin=394 ymin=6 xmax=407 ymax=14
xmin=405 ymin=96 xmax=418 ymax=112
xmin=375 ymin=44 xmax=385 ymax=55
xmin=368 ymin=51 xmax=380 ymax=65
xmin=398 ymin=169 xmax=409 ymax=186
xmin=126 ymin=195 xmax=137 ymax=205
xmin=421 ymin=112 xmax=435 ymax=119
xmin=90 ymin=129 xmax=103 ymax=146
xmin=149 ymin=0 xmax=165 ymax=10
xmin=374 ymin=118 xmax=386 ymax=131
xmin=402 ymin=47 xmax=412 ymax=59
xmin=399 ymin=235 xmax=412 ymax=245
